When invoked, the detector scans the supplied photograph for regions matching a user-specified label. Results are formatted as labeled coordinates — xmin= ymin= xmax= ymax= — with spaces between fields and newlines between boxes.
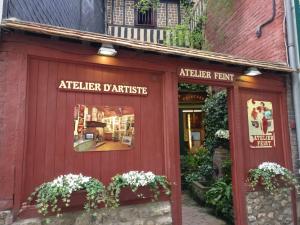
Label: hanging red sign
xmin=247 ymin=99 xmax=275 ymax=148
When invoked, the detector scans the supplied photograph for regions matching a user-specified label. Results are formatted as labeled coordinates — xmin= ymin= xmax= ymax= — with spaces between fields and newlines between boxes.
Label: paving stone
xmin=181 ymin=192 xmax=227 ymax=225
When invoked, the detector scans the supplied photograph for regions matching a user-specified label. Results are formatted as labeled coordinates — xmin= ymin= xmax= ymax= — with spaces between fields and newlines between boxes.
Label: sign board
xmin=247 ymin=99 xmax=275 ymax=148
xmin=58 ymin=80 xmax=148 ymax=96
xmin=178 ymin=68 xmax=235 ymax=82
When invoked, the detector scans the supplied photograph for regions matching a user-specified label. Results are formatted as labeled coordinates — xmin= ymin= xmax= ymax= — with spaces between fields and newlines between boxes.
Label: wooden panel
xmin=240 ymin=89 xmax=287 ymax=175
xmin=22 ymin=58 xmax=163 ymax=202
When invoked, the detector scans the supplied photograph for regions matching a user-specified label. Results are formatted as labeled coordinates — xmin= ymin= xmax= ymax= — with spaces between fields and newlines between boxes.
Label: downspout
xmin=285 ymin=0 xmax=300 ymax=171
xmin=256 ymin=0 xmax=276 ymax=38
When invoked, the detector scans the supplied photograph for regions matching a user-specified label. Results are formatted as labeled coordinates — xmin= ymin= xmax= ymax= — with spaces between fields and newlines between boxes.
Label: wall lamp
xmin=244 ymin=67 xmax=262 ymax=76
xmin=98 ymin=43 xmax=117 ymax=56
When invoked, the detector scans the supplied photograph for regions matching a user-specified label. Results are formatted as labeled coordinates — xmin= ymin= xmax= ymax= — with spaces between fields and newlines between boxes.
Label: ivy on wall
xmin=202 ymin=90 xmax=229 ymax=152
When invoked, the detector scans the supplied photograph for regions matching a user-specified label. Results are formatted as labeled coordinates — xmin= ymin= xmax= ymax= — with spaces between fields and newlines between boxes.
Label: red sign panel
xmin=247 ymin=99 xmax=275 ymax=148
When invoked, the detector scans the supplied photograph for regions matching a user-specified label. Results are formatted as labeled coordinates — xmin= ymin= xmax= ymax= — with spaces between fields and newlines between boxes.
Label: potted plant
xmin=28 ymin=174 xmax=106 ymax=217
xmin=247 ymin=162 xmax=298 ymax=194
xmin=106 ymin=171 xmax=171 ymax=208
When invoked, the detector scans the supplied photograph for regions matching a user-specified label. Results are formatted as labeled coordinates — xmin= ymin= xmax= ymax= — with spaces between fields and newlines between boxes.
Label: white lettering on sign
xmin=58 ymin=80 xmax=148 ymax=96
xmin=179 ymin=68 xmax=235 ymax=82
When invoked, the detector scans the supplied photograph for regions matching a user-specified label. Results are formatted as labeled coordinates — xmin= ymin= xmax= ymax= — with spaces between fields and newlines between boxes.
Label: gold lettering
xmin=89 ymin=83 xmax=95 ymax=91
xmin=94 ymin=83 xmax=101 ymax=91
xmin=66 ymin=80 xmax=72 ymax=89
xmin=180 ymin=68 xmax=186 ymax=77
xmin=118 ymin=85 xmax=124 ymax=93
xmin=111 ymin=85 xmax=119 ymax=93
xmin=131 ymin=86 xmax=137 ymax=94
xmin=104 ymin=84 xmax=111 ymax=92
xmin=73 ymin=81 xmax=80 ymax=90
xmin=59 ymin=80 xmax=67 ymax=89
xmin=142 ymin=87 xmax=147 ymax=95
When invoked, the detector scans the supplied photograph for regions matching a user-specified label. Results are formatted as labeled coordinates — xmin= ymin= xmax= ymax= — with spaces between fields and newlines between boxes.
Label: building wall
xmin=286 ymin=74 xmax=299 ymax=174
xmin=107 ymin=0 xmax=180 ymax=27
xmin=0 ymin=32 xmax=296 ymax=225
xmin=205 ymin=0 xmax=287 ymax=63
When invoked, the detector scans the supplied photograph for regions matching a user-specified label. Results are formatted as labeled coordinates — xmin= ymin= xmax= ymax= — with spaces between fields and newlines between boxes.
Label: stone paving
xmin=182 ymin=192 xmax=227 ymax=225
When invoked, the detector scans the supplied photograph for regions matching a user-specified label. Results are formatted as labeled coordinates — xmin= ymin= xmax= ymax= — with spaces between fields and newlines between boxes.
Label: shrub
xmin=181 ymin=147 xmax=214 ymax=187
xmin=202 ymin=90 xmax=229 ymax=152
xmin=205 ymin=179 xmax=233 ymax=224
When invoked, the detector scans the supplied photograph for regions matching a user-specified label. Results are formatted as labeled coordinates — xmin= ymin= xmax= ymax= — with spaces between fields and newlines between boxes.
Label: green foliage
xmin=135 ymin=0 xmax=159 ymax=13
xmin=28 ymin=175 xmax=106 ymax=217
xmin=247 ymin=162 xmax=298 ymax=194
xmin=29 ymin=172 xmax=171 ymax=218
xmin=221 ymin=159 xmax=232 ymax=183
xmin=167 ymin=2 xmax=207 ymax=49
xmin=205 ymin=179 xmax=233 ymax=224
xmin=180 ymin=147 xmax=214 ymax=187
xmin=178 ymin=83 xmax=208 ymax=92
xmin=106 ymin=171 xmax=171 ymax=208
xmin=202 ymin=90 xmax=228 ymax=152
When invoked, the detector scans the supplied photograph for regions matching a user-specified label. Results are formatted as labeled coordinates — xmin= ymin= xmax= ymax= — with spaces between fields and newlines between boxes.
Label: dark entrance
xmin=178 ymin=83 xmax=233 ymax=224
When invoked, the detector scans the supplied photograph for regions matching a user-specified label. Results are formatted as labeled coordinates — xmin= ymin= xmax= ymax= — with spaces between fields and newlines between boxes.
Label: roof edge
xmin=0 ymin=19 xmax=294 ymax=73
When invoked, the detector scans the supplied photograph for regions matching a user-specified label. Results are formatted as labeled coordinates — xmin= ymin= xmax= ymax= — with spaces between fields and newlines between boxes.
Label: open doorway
xmin=179 ymin=83 xmax=234 ymax=225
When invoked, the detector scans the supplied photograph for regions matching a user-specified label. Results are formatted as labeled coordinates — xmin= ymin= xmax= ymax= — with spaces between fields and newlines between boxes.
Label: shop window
xmin=73 ymin=105 xmax=134 ymax=152
xmin=135 ymin=7 xmax=155 ymax=27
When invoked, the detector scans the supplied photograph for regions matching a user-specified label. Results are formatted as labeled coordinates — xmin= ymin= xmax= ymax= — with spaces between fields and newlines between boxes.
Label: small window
xmin=135 ymin=8 xmax=155 ymax=27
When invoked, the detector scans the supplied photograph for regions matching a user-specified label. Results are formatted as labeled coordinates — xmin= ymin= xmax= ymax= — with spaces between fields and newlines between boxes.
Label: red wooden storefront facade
xmin=0 ymin=20 xmax=296 ymax=225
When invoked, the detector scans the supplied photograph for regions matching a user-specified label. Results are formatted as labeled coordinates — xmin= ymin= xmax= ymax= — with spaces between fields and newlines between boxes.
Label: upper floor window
xmin=135 ymin=7 xmax=155 ymax=27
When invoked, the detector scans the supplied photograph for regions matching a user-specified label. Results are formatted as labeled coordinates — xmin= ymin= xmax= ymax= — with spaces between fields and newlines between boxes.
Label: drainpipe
xmin=285 ymin=0 xmax=300 ymax=172
xmin=0 ymin=0 xmax=4 ymax=23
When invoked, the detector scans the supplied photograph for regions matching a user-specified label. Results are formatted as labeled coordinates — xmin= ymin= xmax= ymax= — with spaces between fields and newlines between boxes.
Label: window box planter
xmin=247 ymin=162 xmax=298 ymax=194
xmin=190 ymin=181 xmax=210 ymax=204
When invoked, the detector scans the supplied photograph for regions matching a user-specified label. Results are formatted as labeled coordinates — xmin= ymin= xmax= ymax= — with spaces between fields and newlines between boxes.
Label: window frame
xmin=134 ymin=6 xmax=157 ymax=28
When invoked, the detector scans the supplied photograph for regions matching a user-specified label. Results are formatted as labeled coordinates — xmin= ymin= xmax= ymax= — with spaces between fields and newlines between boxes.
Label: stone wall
xmin=107 ymin=0 xmax=180 ymax=28
xmin=125 ymin=0 xmax=134 ymax=26
xmin=167 ymin=3 xmax=179 ymax=27
xmin=0 ymin=211 xmax=12 ymax=225
xmin=4 ymin=201 xmax=172 ymax=225
xmin=246 ymin=189 xmax=293 ymax=225
xmin=157 ymin=3 xmax=167 ymax=28
xmin=113 ymin=0 xmax=124 ymax=25
xmin=106 ymin=0 xmax=112 ymax=24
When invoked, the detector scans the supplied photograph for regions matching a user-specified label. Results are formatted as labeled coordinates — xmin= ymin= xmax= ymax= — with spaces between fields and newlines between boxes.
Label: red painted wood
xmin=240 ymin=90 xmax=286 ymax=173
xmin=0 ymin=33 xmax=295 ymax=225
xmin=22 ymin=58 xmax=165 ymax=202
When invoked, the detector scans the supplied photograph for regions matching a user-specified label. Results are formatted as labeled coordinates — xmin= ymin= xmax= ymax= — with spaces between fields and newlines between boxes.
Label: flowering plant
xmin=247 ymin=162 xmax=298 ymax=194
xmin=107 ymin=171 xmax=171 ymax=208
xmin=28 ymin=174 xmax=106 ymax=217
xmin=215 ymin=129 xmax=230 ymax=140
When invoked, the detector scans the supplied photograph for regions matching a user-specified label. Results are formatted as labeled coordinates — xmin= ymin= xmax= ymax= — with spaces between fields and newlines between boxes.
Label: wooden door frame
xmin=177 ymin=77 xmax=246 ymax=225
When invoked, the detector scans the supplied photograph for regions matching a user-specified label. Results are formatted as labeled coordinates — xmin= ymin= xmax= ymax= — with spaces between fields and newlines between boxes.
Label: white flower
xmin=49 ymin=173 xmax=91 ymax=192
xmin=215 ymin=129 xmax=230 ymax=140
xmin=258 ymin=162 xmax=288 ymax=176
xmin=121 ymin=171 xmax=157 ymax=187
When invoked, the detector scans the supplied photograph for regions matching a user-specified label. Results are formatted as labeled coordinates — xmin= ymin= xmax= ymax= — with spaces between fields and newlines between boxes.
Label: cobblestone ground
xmin=182 ymin=192 xmax=227 ymax=225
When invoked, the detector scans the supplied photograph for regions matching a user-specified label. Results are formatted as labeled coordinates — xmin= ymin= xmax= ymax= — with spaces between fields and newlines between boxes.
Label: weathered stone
xmin=248 ymin=215 xmax=256 ymax=222
xmin=155 ymin=216 xmax=172 ymax=225
xmin=257 ymin=213 xmax=265 ymax=218
xmin=246 ymin=189 xmax=294 ymax=225
xmin=12 ymin=219 xmax=41 ymax=225
xmin=0 ymin=211 xmax=13 ymax=225
xmin=5 ymin=201 xmax=172 ymax=225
